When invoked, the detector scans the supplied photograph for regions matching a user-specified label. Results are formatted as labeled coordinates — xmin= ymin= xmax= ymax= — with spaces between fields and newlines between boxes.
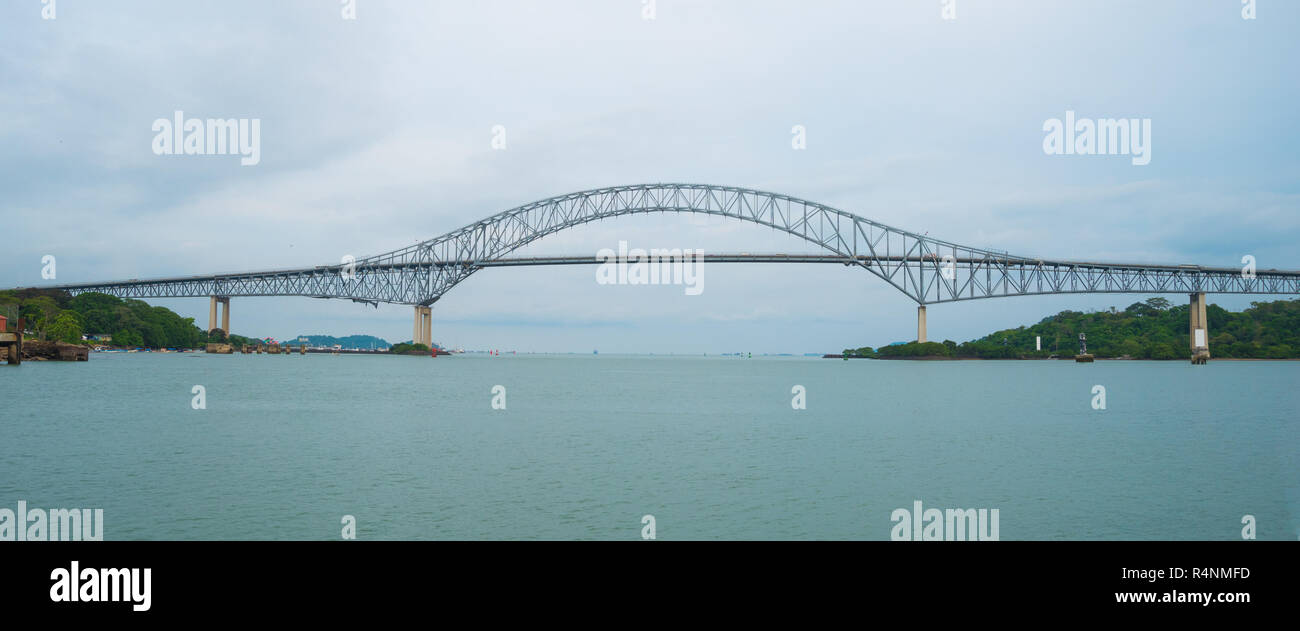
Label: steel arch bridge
xmin=34 ymin=183 xmax=1300 ymax=307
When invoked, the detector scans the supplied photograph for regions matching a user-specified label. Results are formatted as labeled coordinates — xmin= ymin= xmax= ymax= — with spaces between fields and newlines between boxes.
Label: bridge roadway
xmin=32 ymin=252 xmax=1300 ymax=301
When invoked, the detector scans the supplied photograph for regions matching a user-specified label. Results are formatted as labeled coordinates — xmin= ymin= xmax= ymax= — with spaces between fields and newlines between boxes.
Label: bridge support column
xmin=917 ymin=305 xmax=927 ymax=344
xmin=209 ymin=297 xmax=230 ymax=334
xmin=1189 ymin=292 xmax=1209 ymax=364
xmin=413 ymin=306 xmax=432 ymax=347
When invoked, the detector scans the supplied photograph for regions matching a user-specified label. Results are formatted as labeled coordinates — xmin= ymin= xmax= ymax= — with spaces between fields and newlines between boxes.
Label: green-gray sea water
xmin=2 ymin=353 xmax=1296 ymax=540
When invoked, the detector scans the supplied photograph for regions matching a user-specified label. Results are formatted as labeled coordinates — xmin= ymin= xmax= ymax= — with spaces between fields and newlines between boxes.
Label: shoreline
xmin=824 ymin=354 xmax=1300 ymax=361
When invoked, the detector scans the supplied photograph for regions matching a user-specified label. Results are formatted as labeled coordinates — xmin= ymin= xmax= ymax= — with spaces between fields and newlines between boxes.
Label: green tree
xmin=1145 ymin=297 xmax=1171 ymax=311
xmin=113 ymin=329 xmax=143 ymax=347
xmin=1117 ymin=337 xmax=1143 ymax=358
xmin=47 ymin=311 xmax=83 ymax=343
xmin=19 ymin=297 xmax=61 ymax=339
xmin=69 ymin=292 xmax=124 ymax=313
xmin=390 ymin=342 xmax=431 ymax=353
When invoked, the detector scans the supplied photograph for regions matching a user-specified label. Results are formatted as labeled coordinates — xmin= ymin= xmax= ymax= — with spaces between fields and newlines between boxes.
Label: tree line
xmin=1 ymin=289 xmax=212 ymax=348
xmin=844 ymin=297 xmax=1300 ymax=360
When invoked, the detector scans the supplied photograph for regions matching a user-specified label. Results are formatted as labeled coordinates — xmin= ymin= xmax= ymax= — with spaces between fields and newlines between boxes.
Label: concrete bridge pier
xmin=208 ymin=297 xmax=230 ymax=334
xmin=413 ymin=306 xmax=432 ymax=347
xmin=1189 ymin=292 xmax=1210 ymax=364
xmin=917 ymin=305 xmax=927 ymax=344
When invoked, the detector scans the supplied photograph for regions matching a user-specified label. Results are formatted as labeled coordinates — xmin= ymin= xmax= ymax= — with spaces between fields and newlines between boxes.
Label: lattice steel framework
xmin=28 ymin=183 xmax=1300 ymax=305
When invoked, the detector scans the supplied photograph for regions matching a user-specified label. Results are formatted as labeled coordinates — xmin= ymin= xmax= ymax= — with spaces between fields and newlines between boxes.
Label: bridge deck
xmin=11 ymin=252 xmax=1300 ymax=307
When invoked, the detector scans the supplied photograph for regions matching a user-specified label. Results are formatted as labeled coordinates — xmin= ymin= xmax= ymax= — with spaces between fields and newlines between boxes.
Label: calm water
xmin=1 ymin=353 xmax=1296 ymax=540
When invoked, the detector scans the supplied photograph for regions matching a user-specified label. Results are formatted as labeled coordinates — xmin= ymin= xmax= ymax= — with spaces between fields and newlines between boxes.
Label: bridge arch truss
xmin=37 ymin=183 xmax=1300 ymax=306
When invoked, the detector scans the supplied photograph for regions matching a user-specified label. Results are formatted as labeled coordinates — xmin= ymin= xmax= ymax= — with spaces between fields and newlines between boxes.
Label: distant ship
xmin=593 ymin=350 xmax=598 ymax=355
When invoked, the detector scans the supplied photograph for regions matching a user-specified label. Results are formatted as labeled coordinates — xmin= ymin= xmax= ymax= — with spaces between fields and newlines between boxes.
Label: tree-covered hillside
xmin=1 ymin=289 xmax=207 ymax=348
xmin=288 ymin=334 xmax=391 ymax=349
xmin=1 ymin=289 xmax=393 ymax=351
xmin=845 ymin=298 xmax=1300 ymax=360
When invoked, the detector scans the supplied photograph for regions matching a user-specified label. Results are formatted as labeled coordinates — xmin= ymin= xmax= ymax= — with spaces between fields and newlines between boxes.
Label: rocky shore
xmin=21 ymin=341 xmax=89 ymax=361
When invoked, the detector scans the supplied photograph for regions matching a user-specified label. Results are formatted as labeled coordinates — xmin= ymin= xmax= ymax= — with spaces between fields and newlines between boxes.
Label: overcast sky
xmin=2 ymin=0 xmax=1297 ymax=353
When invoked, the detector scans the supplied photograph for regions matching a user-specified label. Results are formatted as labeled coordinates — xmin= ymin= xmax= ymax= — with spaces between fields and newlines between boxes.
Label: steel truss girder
xmin=28 ymin=184 xmax=1300 ymax=306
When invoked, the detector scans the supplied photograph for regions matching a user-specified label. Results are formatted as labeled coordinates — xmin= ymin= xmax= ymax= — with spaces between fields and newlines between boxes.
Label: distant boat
xmin=593 ymin=350 xmax=598 ymax=355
